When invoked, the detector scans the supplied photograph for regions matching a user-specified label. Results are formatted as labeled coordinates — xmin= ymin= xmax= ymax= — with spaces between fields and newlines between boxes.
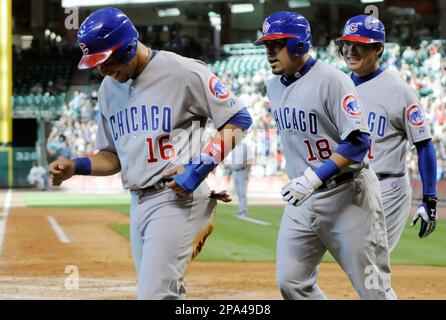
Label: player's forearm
xmin=312 ymin=153 xmax=352 ymax=183
xmin=215 ymin=107 xmax=253 ymax=161
xmin=88 ymin=150 xmax=121 ymax=176
xmin=216 ymin=123 xmax=246 ymax=161
xmin=330 ymin=153 xmax=354 ymax=170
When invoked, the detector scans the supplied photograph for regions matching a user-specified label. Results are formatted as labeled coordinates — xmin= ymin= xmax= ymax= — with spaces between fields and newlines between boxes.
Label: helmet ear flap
xmin=286 ymin=37 xmax=310 ymax=56
xmin=114 ymin=38 xmax=138 ymax=64
xmin=296 ymin=41 xmax=309 ymax=55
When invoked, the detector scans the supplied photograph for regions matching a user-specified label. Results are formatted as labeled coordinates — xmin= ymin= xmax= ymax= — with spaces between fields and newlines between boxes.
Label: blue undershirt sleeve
xmin=415 ymin=139 xmax=437 ymax=196
xmin=224 ymin=107 xmax=253 ymax=130
xmin=335 ymin=130 xmax=370 ymax=163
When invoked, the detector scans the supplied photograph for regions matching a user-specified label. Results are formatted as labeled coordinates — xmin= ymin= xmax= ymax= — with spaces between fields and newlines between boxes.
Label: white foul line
xmin=0 ymin=189 xmax=13 ymax=260
xmin=236 ymin=215 xmax=271 ymax=226
xmin=47 ymin=216 xmax=71 ymax=244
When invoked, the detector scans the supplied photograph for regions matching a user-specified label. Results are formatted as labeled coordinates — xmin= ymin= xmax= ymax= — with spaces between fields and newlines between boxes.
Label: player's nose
xmin=265 ymin=45 xmax=276 ymax=56
xmin=348 ymin=43 xmax=360 ymax=53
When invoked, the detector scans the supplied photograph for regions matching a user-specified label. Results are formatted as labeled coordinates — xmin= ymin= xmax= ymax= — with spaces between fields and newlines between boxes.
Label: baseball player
xmin=337 ymin=15 xmax=438 ymax=252
xmin=229 ymin=137 xmax=254 ymax=218
xmin=48 ymin=7 xmax=252 ymax=300
xmin=254 ymin=11 xmax=395 ymax=299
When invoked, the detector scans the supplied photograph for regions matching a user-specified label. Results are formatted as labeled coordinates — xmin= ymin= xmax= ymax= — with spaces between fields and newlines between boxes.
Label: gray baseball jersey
xmin=267 ymin=60 xmax=369 ymax=179
xmin=356 ymin=69 xmax=432 ymax=175
xmin=95 ymin=50 xmax=245 ymax=299
xmin=354 ymin=69 xmax=432 ymax=252
xmin=269 ymin=59 xmax=395 ymax=299
xmin=96 ymin=50 xmax=245 ymax=190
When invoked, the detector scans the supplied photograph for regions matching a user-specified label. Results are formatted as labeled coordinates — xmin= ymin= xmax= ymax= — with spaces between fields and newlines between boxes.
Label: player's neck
xmin=132 ymin=43 xmax=151 ymax=79
xmin=353 ymin=62 xmax=380 ymax=78
xmin=285 ymin=54 xmax=310 ymax=78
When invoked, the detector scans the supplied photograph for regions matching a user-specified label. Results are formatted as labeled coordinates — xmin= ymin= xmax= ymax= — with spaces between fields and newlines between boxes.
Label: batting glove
xmin=411 ymin=195 xmax=438 ymax=238
xmin=281 ymin=167 xmax=323 ymax=207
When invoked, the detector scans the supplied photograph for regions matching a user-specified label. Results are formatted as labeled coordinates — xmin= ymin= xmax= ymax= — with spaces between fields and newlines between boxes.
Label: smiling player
xmin=337 ymin=15 xmax=438 ymax=251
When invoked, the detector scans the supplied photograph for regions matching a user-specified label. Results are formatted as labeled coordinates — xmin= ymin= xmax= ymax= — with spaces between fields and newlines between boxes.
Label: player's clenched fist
xmin=163 ymin=165 xmax=188 ymax=198
xmin=48 ymin=157 xmax=76 ymax=186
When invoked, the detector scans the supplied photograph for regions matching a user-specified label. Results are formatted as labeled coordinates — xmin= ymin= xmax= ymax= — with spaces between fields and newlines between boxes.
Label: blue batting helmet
xmin=337 ymin=15 xmax=385 ymax=43
xmin=254 ymin=11 xmax=312 ymax=56
xmin=77 ymin=7 xmax=139 ymax=70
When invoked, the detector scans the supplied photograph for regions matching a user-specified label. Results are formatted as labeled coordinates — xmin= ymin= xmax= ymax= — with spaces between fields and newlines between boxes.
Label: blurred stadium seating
xmin=12 ymin=62 xmax=71 ymax=118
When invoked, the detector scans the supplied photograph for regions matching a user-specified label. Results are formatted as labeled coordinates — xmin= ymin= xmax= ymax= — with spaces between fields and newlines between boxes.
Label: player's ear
xmin=376 ymin=43 xmax=384 ymax=58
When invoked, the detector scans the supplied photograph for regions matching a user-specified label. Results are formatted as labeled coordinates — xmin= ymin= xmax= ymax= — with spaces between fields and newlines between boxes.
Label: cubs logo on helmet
xmin=407 ymin=104 xmax=425 ymax=126
xmin=262 ymin=21 xmax=270 ymax=33
xmin=208 ymin=75 xmax=231 ymax=100
xmin=348 ymin=23 xmax=358 ymax=33
xmin=342 ymin=94 xmax=361 ymax=117
xmin=79 ymin=43 xmax=89 ymax=55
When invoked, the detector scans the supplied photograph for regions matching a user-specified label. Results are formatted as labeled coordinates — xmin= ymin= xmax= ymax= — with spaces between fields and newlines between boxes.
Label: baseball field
xmin=0 ymin=189 xmax=445 ymax=300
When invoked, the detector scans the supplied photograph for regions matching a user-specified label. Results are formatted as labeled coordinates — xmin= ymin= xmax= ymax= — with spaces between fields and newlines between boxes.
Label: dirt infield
xmin=0 ymin=205 xmax=445 ymax=300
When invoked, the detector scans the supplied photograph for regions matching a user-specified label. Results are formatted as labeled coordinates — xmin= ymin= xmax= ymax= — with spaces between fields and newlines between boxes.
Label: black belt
xmin=318 ymin=172 xmax=355 ymax=190
xmin=134 ymin=185 xmax=160 ymax=193
xmin=376 ymin=173 xmax=405 ymax=181
xmin=131 ymin=178 xmax=172 ymax=194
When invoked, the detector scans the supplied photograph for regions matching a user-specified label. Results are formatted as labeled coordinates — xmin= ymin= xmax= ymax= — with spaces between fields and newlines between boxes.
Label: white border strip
xmin=47 ymin=216 xmax=71 ymax=244
xmin=0 ymin=189 xmax=12 ymax=260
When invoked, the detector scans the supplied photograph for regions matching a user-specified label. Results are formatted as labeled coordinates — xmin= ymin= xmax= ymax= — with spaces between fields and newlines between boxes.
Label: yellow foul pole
xmin=0 ymin=0 xmax=13 ymax=187
xmin=0 ymin=0 xmax=12 ymax=145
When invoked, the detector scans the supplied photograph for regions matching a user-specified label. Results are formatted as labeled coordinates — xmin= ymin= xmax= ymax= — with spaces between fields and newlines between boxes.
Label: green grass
xmin=109 ymin=223 xmax=131 ymax=240
xmin=197 ymin=205 xmax=282 ymax=261
xmin=322 ymin=221 xmax=446 ymax=265
xmin=23 ymin=193 xmax=446 ymax=265
xmin=23 ymin=193 xmax=131 ymax=214
xmin=390 ymin=222 xmax=446 ymax=265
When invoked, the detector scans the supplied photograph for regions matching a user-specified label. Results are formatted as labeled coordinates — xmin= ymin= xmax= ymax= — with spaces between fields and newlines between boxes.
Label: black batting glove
xmin=411 ymin=195 xmax=438 ymax=239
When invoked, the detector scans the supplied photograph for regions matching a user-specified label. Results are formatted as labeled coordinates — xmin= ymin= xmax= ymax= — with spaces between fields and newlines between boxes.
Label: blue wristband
xmin=73 ymin=157 xmax=92 ymax=175
xmin=314 ymin=159 xmax=340 ymax=182
xmin=174 ymin=153 xmax=217 ymax=193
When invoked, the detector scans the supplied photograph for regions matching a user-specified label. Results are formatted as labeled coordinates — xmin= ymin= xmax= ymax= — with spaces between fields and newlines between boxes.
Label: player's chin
xmin=271 ymin=66 xmax=284 ymax=75
xmin=112 ymin=72 xmax=129 ymax=83
xmin=117 ymin=76 xmax=129 ymax=83
xmin=346 ymin=61 xmax=361 ymax=72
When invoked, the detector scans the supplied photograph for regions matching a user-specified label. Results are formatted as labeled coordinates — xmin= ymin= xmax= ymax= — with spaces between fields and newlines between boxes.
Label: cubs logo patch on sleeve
xmin=407 ymin=104 xmax=425 ymax=126
xmin=342 ymin=94 xmax=362 ymax=117
xmin=208 ymin=75 xmax=231 ymax=101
